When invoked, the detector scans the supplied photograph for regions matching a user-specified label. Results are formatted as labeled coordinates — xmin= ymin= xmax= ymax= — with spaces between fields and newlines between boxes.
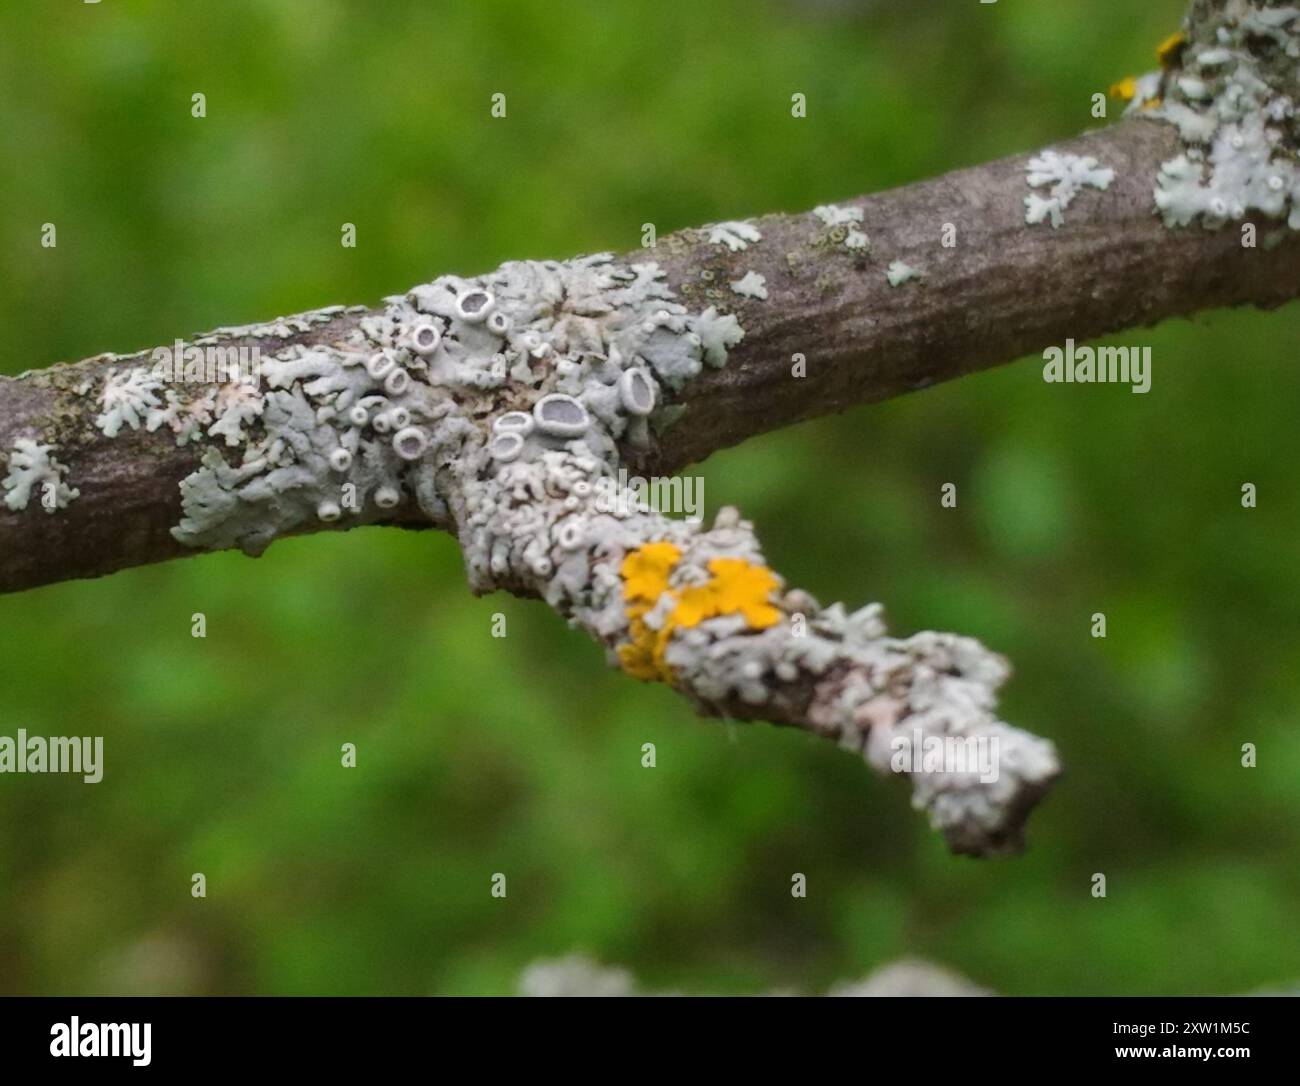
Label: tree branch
xmin=644 ymin=119 xmax=1300 ymax=475
xmin=4 ymin=121 xmax=1296 ymax=591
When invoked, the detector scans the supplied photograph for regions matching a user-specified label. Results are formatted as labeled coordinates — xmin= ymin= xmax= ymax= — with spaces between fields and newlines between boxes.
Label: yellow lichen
xmin=1156 ymin=31 xmax=1186 ymax=67
xmin=621 ymin=540 xmax=681 ymax=615
xmin=671 ymin=558 xmax=782 ymax=630
xmin=616 ymin=617 xmax=666 ymax=681
xmin=1109 ymin=76 xmax=1138 ymax=102
xmin=616 ymin=544 xmax=783 ymax=683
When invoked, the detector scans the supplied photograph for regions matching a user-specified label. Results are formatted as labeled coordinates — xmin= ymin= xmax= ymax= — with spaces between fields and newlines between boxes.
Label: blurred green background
xmin=1 ymin=0 xmax=1297 ymax=996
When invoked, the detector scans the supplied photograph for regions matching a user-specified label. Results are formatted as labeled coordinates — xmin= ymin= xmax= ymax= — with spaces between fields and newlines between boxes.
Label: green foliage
xmin=1 ymin=0 xmax=1296 ymax=995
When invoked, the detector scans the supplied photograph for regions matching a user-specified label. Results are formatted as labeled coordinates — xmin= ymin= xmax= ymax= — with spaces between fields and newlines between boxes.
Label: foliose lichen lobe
xmin=729 ymin=270 xmax=769 ymax=299
xmin=706 ymin=220 xmax=762 ymax=252
xmin=1024 ymin=151 xmax=1116 ymax=228
xmin=1 ymin=438 xmax=78 ymax=512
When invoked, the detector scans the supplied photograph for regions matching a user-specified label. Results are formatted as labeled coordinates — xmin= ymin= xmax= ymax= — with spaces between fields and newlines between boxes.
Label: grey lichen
xmin=462 ymin=426 xmax=1057 ymax=855
xmin=1024 ymin=150 xmax=1116 ymax=228
xmin=2 ymin=438 xmax=78 ymax=513
xmin=452 ymin=257 xmax=752 ymax=599
xmin=70 ymin=254 xmax=746 ymax=557
xmin=1149 ymin=4 xmax=1300 ymax=230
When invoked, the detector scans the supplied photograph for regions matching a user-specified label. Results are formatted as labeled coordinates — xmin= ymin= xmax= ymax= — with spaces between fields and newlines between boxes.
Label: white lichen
xmin=813 ymin=203 xmax=870 ymax=251
xmin=843 ymin=226 xmax=870 ymax=250
xmin=1149 ymin=6 xmax=1300 ymax=230
xmin=1024 ymin=150 xmax=1116 ymax=228
xmin=729 ymin=271 xmax=768 ymax=299
xmin=2 ymin=438 xmax=78 ymax=512
xmin=886 ymin=260 xmax=923 ymax=287
xmin=813 ymin=204 xmax=862 ymax=227
xmin=207 ymin=380 xmax=264 ymax=447
xmin=706 ymin=220 xmax=762 ymax=252
xmin=95 ymin=367 xmax=164 ymax=437
xmin=146 ymin=389 xmax=216 ymax=446
xmin=692 ymin=306 xmax=744 ymax=367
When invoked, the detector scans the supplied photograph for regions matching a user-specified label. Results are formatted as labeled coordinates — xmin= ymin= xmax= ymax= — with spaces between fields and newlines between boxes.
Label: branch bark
xmin=4 ymin=120 xmax=1296 ymax=591
xmin=3 ymin=0 xmax=1298 ymax=855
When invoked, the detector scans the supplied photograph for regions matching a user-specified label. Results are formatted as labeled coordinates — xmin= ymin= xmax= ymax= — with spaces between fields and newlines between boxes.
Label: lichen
xmin=1024 ymin=151 xmax=1116 ymax=228
xmin=2 ymin=438 xmax=78 ymax=512
xmin=813 ymin=204 xmax=859 ymax=227
xmin=146 ymin=389 xmax=215 ymax=446
xmin=1110 ymin=74 xmax=1140 ymax=102
xmin=1146 ymin=4 xmax=1300 ymax=230
xmin=706 ymin=220 xmax=762 ymax=252
xmin=207 ymin=380 xmax=264 ymax=447
xmin=813 ymin=203 xmax=870 ymax=251
xmin=691 ymin=307 xmax=744 ymax=367
xmin=729 ymin=271 xmax=769 ymax=299
xmin=70 ymin=254 xmax=745 ymax=556
xmin=1157 ymin=29 xmax=1188 ymax=67
xmin=886 ymin=260 xmax=923 ymax=287
xmin=616 ymin=541 xmax=781 ymax=681
xmin=1113 ymin=30 xmax=1188 ymax=112
xmin=95 ymin=367 xmax=164 ymax=437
